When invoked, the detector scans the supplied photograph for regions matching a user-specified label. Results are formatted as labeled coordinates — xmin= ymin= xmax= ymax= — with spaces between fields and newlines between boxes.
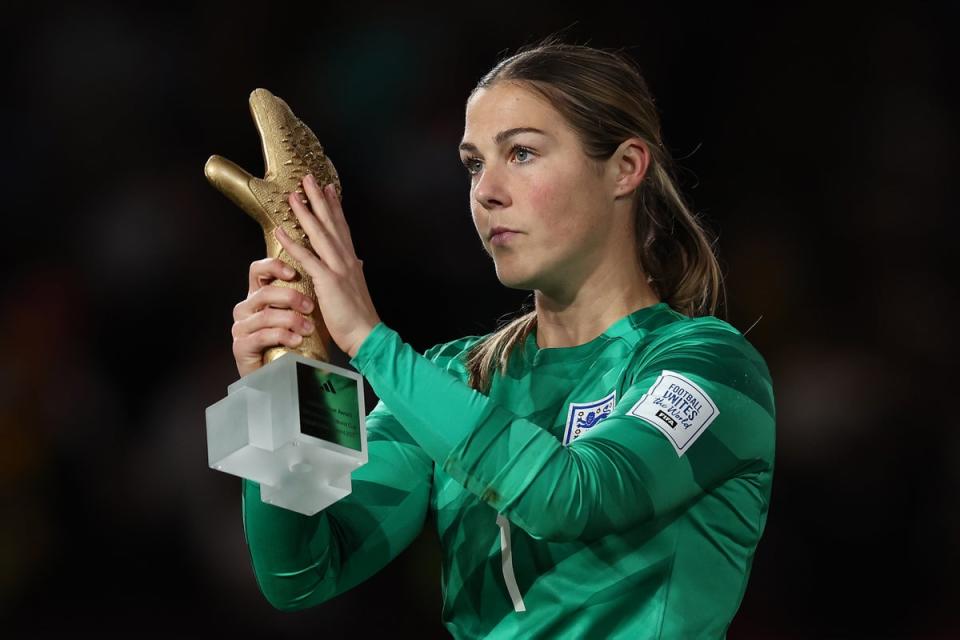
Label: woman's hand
xmin=276 ymin=173 xmax=381 ymax=359
xmin=231 ymin=258 xmax=318 ymax=377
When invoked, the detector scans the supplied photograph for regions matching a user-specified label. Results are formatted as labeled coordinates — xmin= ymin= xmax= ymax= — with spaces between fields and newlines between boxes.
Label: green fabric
xmin=243 ymin=302 xmax=776 ymax=638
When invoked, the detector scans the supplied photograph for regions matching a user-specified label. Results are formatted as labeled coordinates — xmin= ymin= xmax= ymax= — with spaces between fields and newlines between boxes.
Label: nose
xmin=473 ymin=163 xmax=511 ymax=210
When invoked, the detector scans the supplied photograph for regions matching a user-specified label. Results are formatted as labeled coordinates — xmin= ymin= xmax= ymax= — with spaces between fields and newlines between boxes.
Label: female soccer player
xmin=231 ymin=40 xmax=775 ymax=639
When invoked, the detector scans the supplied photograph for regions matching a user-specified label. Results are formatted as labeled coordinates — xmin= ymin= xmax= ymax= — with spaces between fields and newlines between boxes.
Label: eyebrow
xmin=458 ymin=127 xmax=549 ymax=153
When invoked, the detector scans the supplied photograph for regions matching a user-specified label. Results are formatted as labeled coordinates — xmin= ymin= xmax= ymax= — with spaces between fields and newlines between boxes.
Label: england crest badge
xmin=563 ymin=390 xmax=617 ymax=446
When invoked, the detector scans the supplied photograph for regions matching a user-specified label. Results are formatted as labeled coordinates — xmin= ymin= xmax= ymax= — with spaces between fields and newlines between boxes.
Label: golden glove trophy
xmin=204 ymin=89 xmax=367 ymax=515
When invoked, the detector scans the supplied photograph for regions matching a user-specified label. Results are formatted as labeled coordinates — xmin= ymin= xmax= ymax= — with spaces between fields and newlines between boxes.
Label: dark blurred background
xmin=2 ymin=2 xmax=957 ymax=638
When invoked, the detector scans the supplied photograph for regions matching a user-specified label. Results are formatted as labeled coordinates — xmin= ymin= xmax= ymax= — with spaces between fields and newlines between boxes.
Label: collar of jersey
xmin=522 ymin=301 xmax=673 ymax=366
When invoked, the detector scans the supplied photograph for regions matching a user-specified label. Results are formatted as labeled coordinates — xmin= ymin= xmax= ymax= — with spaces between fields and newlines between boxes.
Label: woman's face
xmin=459 ymin=82 xmax=617 ymax=298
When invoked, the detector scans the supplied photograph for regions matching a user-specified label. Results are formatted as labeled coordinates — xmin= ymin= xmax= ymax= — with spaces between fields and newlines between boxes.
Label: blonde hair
xmin=464 ymin=37 xmax=725 ymax=393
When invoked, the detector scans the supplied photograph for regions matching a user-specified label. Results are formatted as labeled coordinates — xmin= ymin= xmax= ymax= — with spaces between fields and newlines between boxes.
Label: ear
xmin=608 ymin=137 xmax=651 ymax=199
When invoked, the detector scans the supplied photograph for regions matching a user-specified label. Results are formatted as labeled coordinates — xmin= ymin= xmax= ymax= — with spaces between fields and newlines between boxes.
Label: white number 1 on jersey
xmin=496 ymin=514 xmax=527 ymax=612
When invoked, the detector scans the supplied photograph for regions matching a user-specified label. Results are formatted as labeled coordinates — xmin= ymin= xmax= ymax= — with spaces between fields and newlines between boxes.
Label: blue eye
xmin=461 ymin=146 xmax=534 ymax=177
xmin=462 ymin=157 xmax=482 ymax=176
xmin=513 ymin=146 xmax=533 ymax=164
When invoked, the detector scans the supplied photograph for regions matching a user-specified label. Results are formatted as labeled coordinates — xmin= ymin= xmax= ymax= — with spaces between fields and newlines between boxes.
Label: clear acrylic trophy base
xmin=205 ymin=352 xmax=367 ymax=516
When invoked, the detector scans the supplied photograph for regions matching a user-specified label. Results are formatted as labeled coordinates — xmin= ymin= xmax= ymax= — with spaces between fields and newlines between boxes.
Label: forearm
xmin=242 ymin=479 xmax=340 ymax=610
xmin=348 ymin=323 xmax=653 ymax=541
xmin=241 ymin=403 xmax=434 ymax=609
xmin=441 ymin=405 xmax=657 ymax=541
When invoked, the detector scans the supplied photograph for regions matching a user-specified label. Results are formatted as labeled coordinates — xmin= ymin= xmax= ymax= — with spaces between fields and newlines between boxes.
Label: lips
xmin=489 ymin=226 xmax=518 ymax=240
xmin=490 ymin=227 xmax=519 ymax=247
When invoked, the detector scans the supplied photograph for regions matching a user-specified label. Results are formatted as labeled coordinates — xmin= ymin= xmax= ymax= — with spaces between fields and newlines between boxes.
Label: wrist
xmin=346 ymin=321 xmax=380 ymax=359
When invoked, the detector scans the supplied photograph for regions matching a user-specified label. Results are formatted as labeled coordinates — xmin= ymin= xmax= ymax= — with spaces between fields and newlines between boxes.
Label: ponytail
xmin=638 ymin=159 xmax=725 ymax=318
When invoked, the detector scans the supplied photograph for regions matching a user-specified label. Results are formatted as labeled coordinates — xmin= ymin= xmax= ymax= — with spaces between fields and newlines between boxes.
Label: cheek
xmin=522 ymin=172 xmax=591 ymax=239
xmin=525 ymin=179 xmax=556 ymax=213
xmin=470 ymin=199 xmax=484 ymax=231
xmin=524 ymin=175 xmax=564 ymax=225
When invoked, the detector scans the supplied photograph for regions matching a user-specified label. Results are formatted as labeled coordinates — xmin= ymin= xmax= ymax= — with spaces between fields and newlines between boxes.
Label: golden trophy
xmin=204 ymin=89 xmax=367 ymax=515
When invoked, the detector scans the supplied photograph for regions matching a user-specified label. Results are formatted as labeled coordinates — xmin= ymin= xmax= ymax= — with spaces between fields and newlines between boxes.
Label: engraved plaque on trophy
xmin=204 ymin=88 xmax=367 ymax=516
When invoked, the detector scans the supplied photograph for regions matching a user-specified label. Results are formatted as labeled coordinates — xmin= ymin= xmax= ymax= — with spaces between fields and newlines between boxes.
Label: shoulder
xmin=649 ymin=314 xmax=762 ymax=354
xmin=635 ymin=314 xmax=775 ymax=416
xmin=645 ymin=314 xmax=768 ymax=368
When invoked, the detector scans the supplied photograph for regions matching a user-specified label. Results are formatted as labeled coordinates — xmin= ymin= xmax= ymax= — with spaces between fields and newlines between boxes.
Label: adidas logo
xmin=320 ymin=380 xmax=337 ymax=394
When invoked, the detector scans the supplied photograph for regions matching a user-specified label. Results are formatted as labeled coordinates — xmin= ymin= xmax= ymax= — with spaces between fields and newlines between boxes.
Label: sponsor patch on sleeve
xmin=626 ymin=370 xmax=719 ymax=457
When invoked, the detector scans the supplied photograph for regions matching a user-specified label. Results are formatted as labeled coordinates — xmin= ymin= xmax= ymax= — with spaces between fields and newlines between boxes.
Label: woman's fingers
xmin=302 ymin=175 xmax=349 ymax=255
xmin=232 ymin=306 xmax=314 ymax=340
xmin=234 ymin=256 xmax=319 ymax=378
xmin=287 ymin=174 xmax=361 ymax=274
xmin=320 ymin=181 xmax=356 ymax=253
xmin=233 ymin=280 xmax=314 ymax=322
xmin=275 ymin=224 xmax=338 ymax=280
xmin=303 ymin=175 xmax=357 ymax=256
xmin=286 ymin=190 xmax=345 ymax=274
xmin=233 ymin=327 xmax=304 ymax=368
xmin=232 ymin=303 xmax=314 ymax=377
xmin=248 ymin=257 xmax=297 ymax=295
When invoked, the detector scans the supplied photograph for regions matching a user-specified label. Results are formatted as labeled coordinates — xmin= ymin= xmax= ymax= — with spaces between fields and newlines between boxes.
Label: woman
xmin=232 ymin=39 xmax=775 ymax=639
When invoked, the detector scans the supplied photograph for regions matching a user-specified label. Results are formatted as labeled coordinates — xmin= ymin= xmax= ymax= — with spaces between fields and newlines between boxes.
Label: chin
xmin=494 ymin=263 xmax=539 ymax=291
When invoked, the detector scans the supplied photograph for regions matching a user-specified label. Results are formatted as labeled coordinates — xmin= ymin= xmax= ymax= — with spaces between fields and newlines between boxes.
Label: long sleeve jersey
xmin=242 ymin=302 xmax=776 ymax=639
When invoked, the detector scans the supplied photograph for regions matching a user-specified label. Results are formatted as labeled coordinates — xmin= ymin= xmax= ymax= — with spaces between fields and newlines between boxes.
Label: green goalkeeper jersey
xmin=242 ymin=302 xmax=776 ymax=639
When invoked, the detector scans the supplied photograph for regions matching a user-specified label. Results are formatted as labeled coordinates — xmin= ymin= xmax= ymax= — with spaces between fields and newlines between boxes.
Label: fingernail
xmin=306 ymin=174 xmax=315 ymax=185
xmin=301 ymin=299 xmax=313 ymax=312
xmin=283 ymin=265 xmax=295 ymax=277
xmin=291 ymin=334 xmax=303 ymax=345
xmin=303 ymin=319 xmax=314 ymax=332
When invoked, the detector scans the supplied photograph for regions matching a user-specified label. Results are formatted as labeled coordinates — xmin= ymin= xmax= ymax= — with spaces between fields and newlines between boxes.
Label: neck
xmin=533 ymin=259 xmax=661 ymax=349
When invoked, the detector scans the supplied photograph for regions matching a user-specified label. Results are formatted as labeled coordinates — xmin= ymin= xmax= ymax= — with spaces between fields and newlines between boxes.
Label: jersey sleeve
xmin=242 ymin=351 xmax=440 ymax=610
xmin=348 ymin=321 xmax=775 ymax=543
